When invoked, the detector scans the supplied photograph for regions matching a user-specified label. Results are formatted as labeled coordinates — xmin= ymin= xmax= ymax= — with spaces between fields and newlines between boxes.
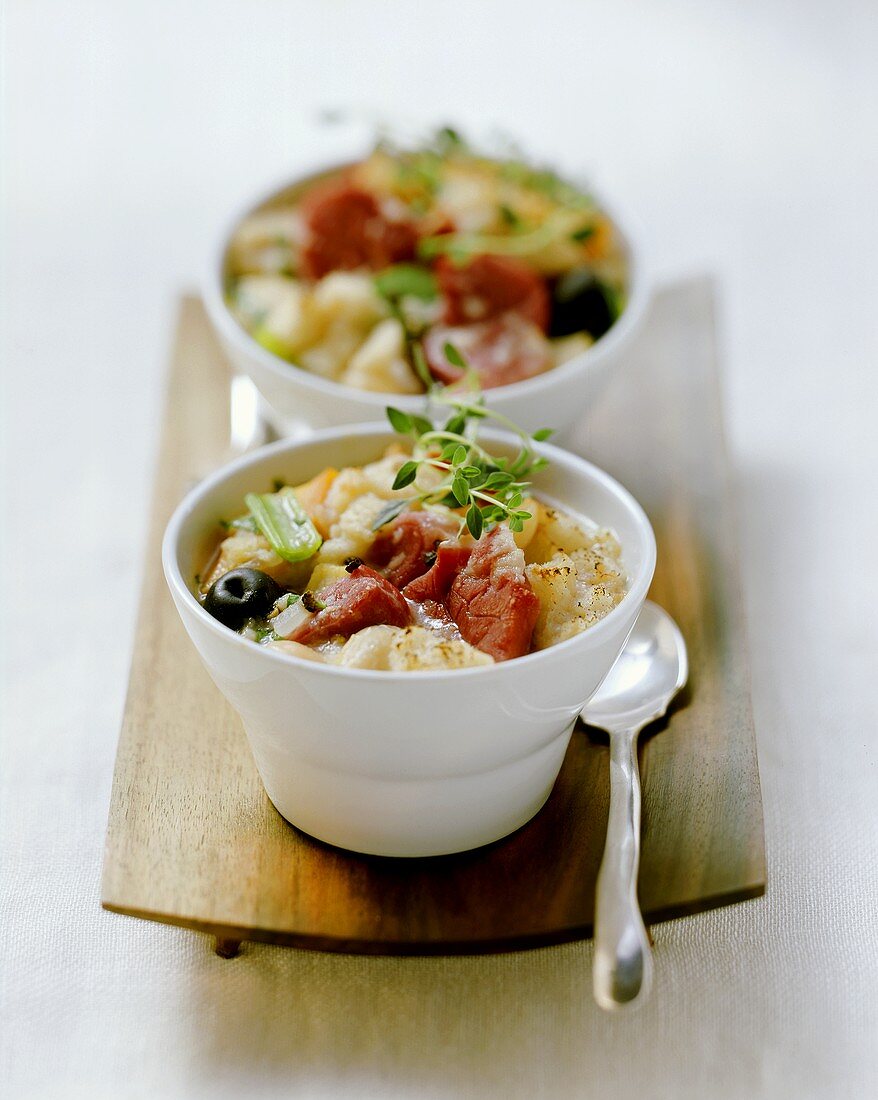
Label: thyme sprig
xmin=374 ymin=371 xmax=553 ymax=540
xmin=417 ymin=206 xmax=598 ymax=264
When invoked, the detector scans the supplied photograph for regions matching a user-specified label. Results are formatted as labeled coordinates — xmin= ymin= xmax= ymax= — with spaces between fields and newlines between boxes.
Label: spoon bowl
xmin=586 ymin=602 xmax=688 ymax=730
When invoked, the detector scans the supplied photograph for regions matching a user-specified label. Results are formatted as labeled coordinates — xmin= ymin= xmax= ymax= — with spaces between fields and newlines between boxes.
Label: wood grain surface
xmin=101 ymin=279 xmax=765 ymax=954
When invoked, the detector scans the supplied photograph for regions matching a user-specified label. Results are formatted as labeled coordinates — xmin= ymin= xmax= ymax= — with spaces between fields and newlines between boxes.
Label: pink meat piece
xmin=402 ymin=544 xmax=472 ymax=602
xmin=446 ymin=526 xmax=540 ymax=661
xmin=436 ymin=254 xmax=550 ymax=330
xmin=289 ymin=564 xmax=411 ymax=645
xmin=299 ymin=181 xmax=418 ymax=280
xmin=422 ymin=314 xmax=553 ymax=390
xmin=370 ymin=511 xmax=460 ymax=590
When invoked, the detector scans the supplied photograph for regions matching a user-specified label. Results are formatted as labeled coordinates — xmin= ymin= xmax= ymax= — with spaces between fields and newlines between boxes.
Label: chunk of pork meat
xmin=289 ymin=564 xmax=411 ymax=645
xmin=369 ymin=511 xmax=460 ymax=589
xmin=446 ymin=526 xmax=540 ymax=661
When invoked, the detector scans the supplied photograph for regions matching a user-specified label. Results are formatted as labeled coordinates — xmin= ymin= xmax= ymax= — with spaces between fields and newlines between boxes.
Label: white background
xmin=2 ymin=2 xmax=877 ymax=1097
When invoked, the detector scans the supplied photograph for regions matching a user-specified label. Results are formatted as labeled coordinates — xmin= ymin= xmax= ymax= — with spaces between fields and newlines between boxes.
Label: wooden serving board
xmin=102 ymin=278 xmax=765 ymax=955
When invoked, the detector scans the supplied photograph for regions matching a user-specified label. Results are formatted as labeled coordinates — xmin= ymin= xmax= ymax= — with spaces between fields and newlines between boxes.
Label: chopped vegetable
xmin=374 ymin=264 xmax=438 ymax=302
xmin=244 ymin=487 xmax=323 ymax=562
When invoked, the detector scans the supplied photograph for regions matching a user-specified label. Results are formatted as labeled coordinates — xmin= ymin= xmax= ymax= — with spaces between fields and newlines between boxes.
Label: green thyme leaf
xmin=392 ymin=461 xmax=419 ymax=490
xmin=411 ymin=343 xmax=433 ymax=388
xmin=483 ymin=471 xmax=514 ymax=490
xmin=482 ymin=504 xmax=506 ymax=526
xmin=499 ymin=203 xmax=522 ymax=229
xmin=465 ymin=503 xmax=484 ymax=540
xmin=435 ymin=126 xmax=465 ymax=155
xmin=451 ymin=474 xmax=470 ymax=506
xmin=532 ymin=428 xmax=554 ymax=442
xmin=377 ymin=366 xmax=556 ymax=544
xmin=443 ymin=342 xmax=466 ymax=369
xmin=371 ymin=497 xmax=415 ymax=530
xmin=387 ymin=407 xmax=413 ymax=434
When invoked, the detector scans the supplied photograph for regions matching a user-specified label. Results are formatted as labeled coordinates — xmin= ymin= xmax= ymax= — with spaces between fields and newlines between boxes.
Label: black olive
xmin=550 ymin=268 xmax=617 ymax=339
xmin=203 ymin=568 xmax=283 ymax=630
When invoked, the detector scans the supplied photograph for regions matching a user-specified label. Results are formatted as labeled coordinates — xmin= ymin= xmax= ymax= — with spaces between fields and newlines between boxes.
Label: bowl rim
xmin=202 ymin=156 xmax=652 ymax=411
xmin=162 ymin=422 xmax=657 ymax=682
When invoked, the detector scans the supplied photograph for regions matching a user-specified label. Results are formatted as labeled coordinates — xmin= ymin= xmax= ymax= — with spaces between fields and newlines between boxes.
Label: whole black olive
xmin=550 ymin=268 xmax=617 ymax=339
xmin=203 ymin=568 xmax=283 ymax=630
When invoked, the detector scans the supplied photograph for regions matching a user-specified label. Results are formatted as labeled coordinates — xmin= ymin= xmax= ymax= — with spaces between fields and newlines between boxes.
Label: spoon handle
xmin=593 ymin=726 xmax=653 ymax=1010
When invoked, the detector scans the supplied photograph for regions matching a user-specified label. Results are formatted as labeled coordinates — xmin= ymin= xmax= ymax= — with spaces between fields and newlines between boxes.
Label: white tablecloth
xmin=2 ymin=2 xmax=877 ymax=1097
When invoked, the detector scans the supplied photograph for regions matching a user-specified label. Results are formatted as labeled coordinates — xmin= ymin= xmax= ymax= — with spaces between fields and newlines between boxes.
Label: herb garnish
xmin=374 ymin=348 xmax=553 ymax=540
xmin=373 ymin=264 xmax=438 ymax=303
xmin=418 ymin=207 xmax=596 ymax=264
xmin=498 ymin=203 xmax=522 ymax=229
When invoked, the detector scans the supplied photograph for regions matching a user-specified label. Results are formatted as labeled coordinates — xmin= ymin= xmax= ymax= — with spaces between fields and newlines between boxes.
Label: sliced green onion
xmin=244 ymin=487 xmax=322 ymax=562
xmin=374 ymin=264 xmax=438 ymax=302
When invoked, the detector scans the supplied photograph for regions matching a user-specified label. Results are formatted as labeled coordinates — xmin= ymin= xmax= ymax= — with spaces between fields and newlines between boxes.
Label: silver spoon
xmin=229 ymin=374 xmax=273 ymax=457
xmin=581 ymin=601 xmax=688 ymax=1011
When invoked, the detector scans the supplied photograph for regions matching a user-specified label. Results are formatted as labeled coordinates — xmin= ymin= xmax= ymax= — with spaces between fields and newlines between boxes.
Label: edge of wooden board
xmin=103 ymin=875 xmax=765 ymax=956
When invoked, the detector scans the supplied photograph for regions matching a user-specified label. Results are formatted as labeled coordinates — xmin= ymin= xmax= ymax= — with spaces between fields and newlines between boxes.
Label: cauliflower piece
xmin=227 ymin=210 xmax=303 ymax=276
xmin=526 ymin=553 xmax=583 ymax=649
xmin=292 ymin=272 xmax=389 ymax=380
xmin=361 ymin=448 xmax=411 ymax=493
xmin=322 ymin=449 xmax=409 ymax=523
xmin=232 ymin=275 xmax=297 ymax=328
xmin=295 ymin=317 xmax=364 ymax=380
xmin=340 ymin=318 xmax=424 ymax=394
xmin=268 ymin=639 xmax=325 ymax=663
xmin=388 ymin=627 xmax=493 ymax=671
xmin=524 ymin=506 xmax=627 ymax=648
xmin=525 ymin=503 xmax=591 ymax=565
xmin=305 ymin=564 xmax=349 ymax=593
xmin=311 ymin=272 xmax=389 ymax=330
xmin=233 ymin=276 xmax=323 ymax=358
xmin=316 ymin=493 xmax=389 ymax=565
xmin=436 ymin=163 xmax=500 ymax=233
xmin=334 ymin=625 xmax=398 ymax=670
xmin=335 ymin=626 xmax=493 ymax=671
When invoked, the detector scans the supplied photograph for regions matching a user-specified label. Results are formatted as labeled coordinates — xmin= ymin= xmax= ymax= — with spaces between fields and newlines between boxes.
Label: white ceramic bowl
xmin=162 ymin=424 xmax=656 ymax=857
xmin=203 ymin=161 xmax=650 ymax=440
